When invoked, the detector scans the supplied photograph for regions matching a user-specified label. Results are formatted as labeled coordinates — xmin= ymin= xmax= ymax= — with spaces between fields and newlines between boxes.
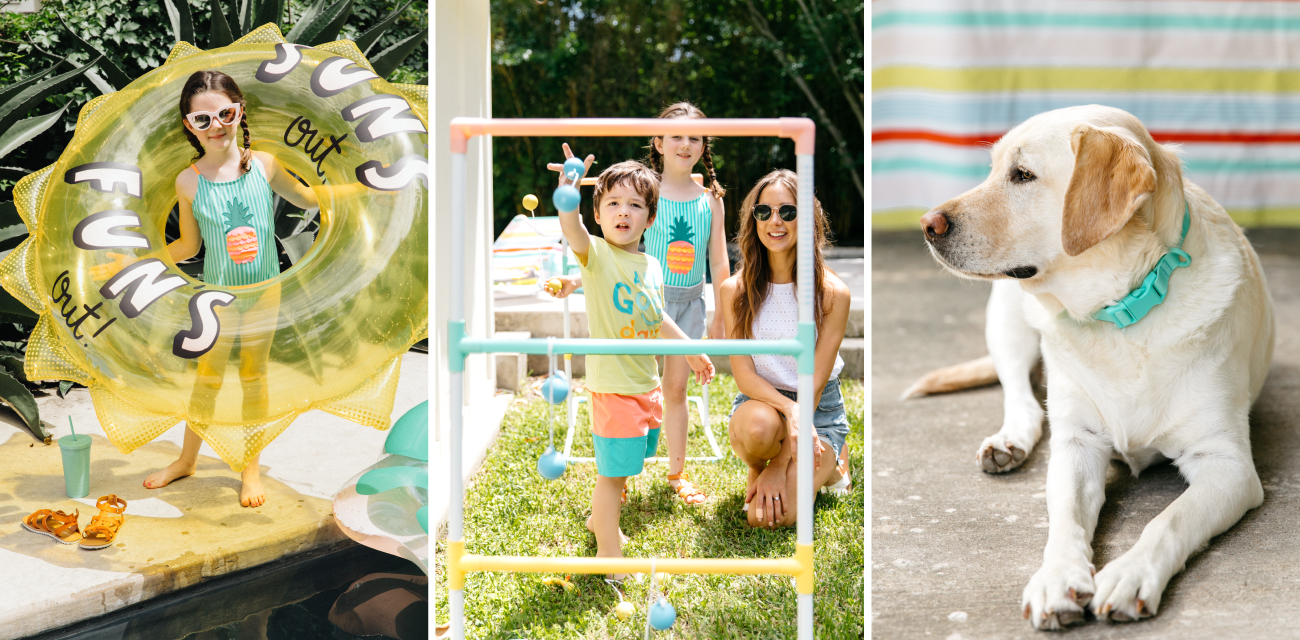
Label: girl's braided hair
xmin=179 ymin=70 xmax=252 ymax=174
xmin=646 ymin=101 xmax=726 ymax=198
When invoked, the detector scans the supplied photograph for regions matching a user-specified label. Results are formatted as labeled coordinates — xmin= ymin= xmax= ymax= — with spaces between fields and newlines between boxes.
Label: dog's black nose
xmin=921 ymin=209 xmax=950 ymax=240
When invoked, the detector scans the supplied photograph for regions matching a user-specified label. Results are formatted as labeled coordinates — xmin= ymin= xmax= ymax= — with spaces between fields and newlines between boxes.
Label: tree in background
xmin=491 ymin=0 xmax=864 ymax=246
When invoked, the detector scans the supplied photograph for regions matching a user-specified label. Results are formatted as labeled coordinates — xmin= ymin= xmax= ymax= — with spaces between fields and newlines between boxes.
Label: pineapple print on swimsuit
xmin=644 ymin=192 xmax=711 ymax=288
xmin=190 ymin=158 xmax=278 ymax=287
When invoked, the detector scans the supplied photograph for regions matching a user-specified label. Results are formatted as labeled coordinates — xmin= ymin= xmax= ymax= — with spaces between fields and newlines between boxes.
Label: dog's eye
xmin=1011 ymin=167 xmax=1036 ymax=183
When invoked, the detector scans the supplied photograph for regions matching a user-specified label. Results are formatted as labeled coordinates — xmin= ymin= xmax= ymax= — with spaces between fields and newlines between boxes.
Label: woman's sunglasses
xmin=186 ymin=103 xmax=242 ymax=131
xmin=753 ymin=204 xmax=797 ymax=222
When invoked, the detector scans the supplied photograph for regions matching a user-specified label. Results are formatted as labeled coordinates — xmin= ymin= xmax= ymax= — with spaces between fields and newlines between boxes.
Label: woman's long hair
xmin=731 ymin=169 xmax=832 ymax=339
xmin=179 ymin=70 xmax=252 ymax=174
xmin=645 ymin=101 xmax=725 ymax=198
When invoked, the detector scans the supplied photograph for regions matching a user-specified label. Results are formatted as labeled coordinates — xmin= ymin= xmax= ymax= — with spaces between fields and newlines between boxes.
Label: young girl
xmin=139 ymin=70 xmax=318 ymax=507
xmin=721 ymin=169 xmax=852 ymax=529
xmin=547 ymin=102 xmax=729 ymax=506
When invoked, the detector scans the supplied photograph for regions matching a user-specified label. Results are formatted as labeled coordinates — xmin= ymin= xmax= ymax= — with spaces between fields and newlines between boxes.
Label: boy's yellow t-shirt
xmin=577 ymin=236 xmax=666 ymax=394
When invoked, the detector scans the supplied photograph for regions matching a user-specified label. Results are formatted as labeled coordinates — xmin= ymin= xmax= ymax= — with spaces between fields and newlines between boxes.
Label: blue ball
xmin=541 ymin=375 xmax=569 ymax=404
xmin=553 ymin=184 xmax=581 ymax=212
xmin=537 ymin=446 xmax=567 ymax=480
xmin=648 ymin=597 xmax=676 ymax=630
xmin=563 ymin=156 xmax=587 ymax=183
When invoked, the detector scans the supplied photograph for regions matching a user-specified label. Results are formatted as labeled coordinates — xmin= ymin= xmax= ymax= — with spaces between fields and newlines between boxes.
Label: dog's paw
xmin=977 ymin=435 xmax=1030 ymax=473
xmin=1022 ymin=559 xmax=1096 ymax=630
xmin=1091 ymin=552 xmax=1167 ymax=623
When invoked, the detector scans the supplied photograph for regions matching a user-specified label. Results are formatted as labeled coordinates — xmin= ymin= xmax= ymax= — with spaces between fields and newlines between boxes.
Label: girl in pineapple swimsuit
xmin=141 ymin=70 xmax=319 ymax=507
xmin=547 ymin=102 xmax=729 ymax=506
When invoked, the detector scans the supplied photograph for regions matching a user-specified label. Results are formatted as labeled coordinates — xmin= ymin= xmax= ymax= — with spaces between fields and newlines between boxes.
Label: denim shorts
xmin=730 ymin=377 xmax=850 ymax=458
xmin=663 ymin=282 xmax=705 ymax=340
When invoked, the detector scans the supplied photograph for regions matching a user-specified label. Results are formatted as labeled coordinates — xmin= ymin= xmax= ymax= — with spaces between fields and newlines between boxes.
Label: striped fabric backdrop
xmin=872 ymin=0 xmax=1300 ymax=229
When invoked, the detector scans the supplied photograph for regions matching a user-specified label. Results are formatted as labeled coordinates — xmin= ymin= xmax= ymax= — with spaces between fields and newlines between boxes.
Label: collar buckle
xmin=1094 ymin=201 xmax=1192 ymax=329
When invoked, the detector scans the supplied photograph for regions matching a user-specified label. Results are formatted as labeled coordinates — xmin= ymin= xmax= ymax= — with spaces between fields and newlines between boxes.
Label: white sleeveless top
xmin=750 ymin=282 xmax=843 ymax=392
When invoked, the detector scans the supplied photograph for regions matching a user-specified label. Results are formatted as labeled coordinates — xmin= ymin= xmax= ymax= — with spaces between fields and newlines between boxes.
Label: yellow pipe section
xmin=796 ymin=543 xmax=814 ymax=595
xmin=448 ymin=540 xmax=465 ymax=590
xmin=459 ymin=553 xmax=803 ymax=577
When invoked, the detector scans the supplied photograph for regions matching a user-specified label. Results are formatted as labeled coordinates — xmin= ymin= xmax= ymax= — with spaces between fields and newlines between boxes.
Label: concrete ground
xmin=0 ymin=351 xmax=427 ymax=640
xmin=872 ymin=229 xmax=1300 ymax=639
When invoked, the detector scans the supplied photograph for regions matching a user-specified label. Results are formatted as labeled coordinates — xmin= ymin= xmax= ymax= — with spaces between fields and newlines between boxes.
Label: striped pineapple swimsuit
xmin=189 ymin=157 xmax=279 ymax=301
xmin=643 ymin=192 xmax=711 ymax=339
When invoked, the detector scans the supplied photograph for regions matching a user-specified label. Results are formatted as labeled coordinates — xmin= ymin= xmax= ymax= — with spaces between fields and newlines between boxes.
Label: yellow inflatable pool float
xmin=1 ymin=25 xmax=428 ymax=470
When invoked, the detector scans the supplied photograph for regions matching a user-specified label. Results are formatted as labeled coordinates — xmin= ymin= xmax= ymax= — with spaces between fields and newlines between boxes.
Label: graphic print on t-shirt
xmin=613 ymin=269 xmax=664 ymax=339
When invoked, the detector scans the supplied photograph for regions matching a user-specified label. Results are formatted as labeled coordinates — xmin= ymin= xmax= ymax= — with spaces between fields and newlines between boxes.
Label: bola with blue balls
xmin=648 ymin=597 xmax=676 ymax=630
xmin=553 ymin=184 xmax=581 ymax=212
xmin=541 ymin=372 xmax=569 ymax=404
xmin=537 ymin=445 xmax=567 ymax=480
xmin=563 ymin=156 xmax=587 ymax=182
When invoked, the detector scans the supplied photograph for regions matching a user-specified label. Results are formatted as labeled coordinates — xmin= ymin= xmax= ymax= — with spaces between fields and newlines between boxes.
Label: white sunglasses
xmin=185 ymin=103 xmax=242 ymax=131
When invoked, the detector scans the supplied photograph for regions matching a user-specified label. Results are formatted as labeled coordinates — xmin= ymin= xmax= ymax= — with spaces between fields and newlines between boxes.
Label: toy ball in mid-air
xmin=614 ymin=601 xmax=635 ymax=621
xmin=648 ymin=597 xmax=676 ymax=630
xmin=563 ymin=156 xmax=587 ymax=183
xmin=522 ymin=194 xmax=539 ymax=211
xmin=541 ymin=373 xmax=569 ymax=404
xmin=537 ymin=445 xmax=567 ymax=480
xmin=553 ymin=184 xmax=581 ymax=212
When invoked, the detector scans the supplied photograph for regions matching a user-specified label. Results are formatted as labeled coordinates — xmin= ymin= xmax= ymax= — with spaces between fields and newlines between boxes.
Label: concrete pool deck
xmin=873 ymin=228 xmax=1300 ymax=639
xmin=0 ymin=351 xmax=428 ymax=640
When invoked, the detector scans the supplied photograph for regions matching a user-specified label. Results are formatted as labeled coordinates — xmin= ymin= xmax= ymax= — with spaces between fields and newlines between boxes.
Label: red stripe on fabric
xmin=874 ymin=129 xmax=1300 ymax=146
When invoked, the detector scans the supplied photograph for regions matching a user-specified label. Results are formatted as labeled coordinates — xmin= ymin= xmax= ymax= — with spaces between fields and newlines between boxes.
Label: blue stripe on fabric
xmin=873 ymin=12 xmax=1300 ymax=31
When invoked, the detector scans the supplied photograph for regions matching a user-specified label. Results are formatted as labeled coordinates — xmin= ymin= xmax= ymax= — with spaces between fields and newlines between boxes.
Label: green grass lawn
xmin=435 ymin=374 xmax=864 ymax=639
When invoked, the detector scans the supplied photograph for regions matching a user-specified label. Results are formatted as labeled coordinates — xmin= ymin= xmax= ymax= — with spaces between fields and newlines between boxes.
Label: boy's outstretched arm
xmin=550 ymin=143 xmax=595 ymax=264
xmin=659 ymin=315 xmax=715 ymax=385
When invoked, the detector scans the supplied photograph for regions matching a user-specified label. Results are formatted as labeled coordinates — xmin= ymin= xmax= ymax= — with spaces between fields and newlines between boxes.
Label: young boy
xmin=552 ymin=146 xmax=715 ymax=577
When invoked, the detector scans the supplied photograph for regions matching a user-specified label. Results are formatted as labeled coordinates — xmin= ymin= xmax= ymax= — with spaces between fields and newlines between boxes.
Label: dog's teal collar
xmin=1094 ymin=201 xmax=1192 ymax=329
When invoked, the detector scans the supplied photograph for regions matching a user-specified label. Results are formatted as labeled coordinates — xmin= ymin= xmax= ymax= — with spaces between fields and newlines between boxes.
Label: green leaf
xmin=0 ymin=103 xmax=70 ymax=161
xmin=0 ymin=56 xmax=100 ymax=143
xmin=238 ymin=0 xmax=254 ymax=36
xmin=0 ymin=286 xmax=37 ymax=321
xmin=253 ymin=0 xmax=285 ymax=31
xmin=58 ymin=380 xmax=74 ymax=398
xmin=286 ymin=0 xmax=353 ymax=46
xmin=158 ymin=0 xmax=195 ymax=44
xmin=209 ymin=0 xmax=236 ymax=48
xmin=53 ymin=13 xmax=134 ymax=90
xmin=0 ymin=355 xmax=28 ymax=384
xmin=369 ymin=30 xmax=426 ymax=79
xmin=0 ymin=368 xmax=44 ymax=441
xmin=276 ymin=230 xmax=316 ymax=264
xmin=0 ymin=62 xmax=60 ymax=112
xmin=83 ymin=68 xmax=116 ymax=96
xmin=415 ymin=75 xmax=427 ymax=86
xmin=354 ymin=0 xmax=415 ymax=56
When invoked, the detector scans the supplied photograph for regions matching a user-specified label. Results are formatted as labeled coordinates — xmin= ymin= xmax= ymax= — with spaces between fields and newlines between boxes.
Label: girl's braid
xmin=701 ymin=140 xmax=725 ymax=198
xmin=647 ymin=141 xmax=664 ymax=175
xmin=238 ymin=106 xmax=252 ymax=174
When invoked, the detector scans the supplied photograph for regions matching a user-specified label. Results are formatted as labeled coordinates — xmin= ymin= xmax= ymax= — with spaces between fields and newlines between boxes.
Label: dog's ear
xmin=1062 ymin=125 xmax=1157 ymax=256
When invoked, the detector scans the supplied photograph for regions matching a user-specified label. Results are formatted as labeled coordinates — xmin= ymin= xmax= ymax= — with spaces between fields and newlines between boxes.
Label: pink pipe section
xmin=449 ymin=117 xmax=816 ymax=154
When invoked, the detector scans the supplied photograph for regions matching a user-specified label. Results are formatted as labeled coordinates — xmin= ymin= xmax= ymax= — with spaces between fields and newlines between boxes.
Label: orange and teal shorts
xmin=590 ymin=386 xmax=663 ymax=478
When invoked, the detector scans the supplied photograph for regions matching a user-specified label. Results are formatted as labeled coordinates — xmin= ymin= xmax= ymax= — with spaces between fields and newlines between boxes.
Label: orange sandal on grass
xmin=668 ymin=472 xmax=707 ymax=505
xmin=79 ymin=494 xmax=126 ymax=550
xmin=23 ymin=509 xmax=82 ymax=544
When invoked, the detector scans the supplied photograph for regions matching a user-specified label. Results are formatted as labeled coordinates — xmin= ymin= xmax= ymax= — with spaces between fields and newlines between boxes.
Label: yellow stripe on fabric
xmin=874 ymin=66 xmax=1300 ymax=94
xmin=872 ymin=207 xmax=1300 ymax=230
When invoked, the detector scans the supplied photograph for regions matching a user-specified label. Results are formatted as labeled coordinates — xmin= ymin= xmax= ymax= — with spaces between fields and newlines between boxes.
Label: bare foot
xmin=240 ymin=466 xmax=265 ymax=507
xmin=144 ymin=459 xmax=197 ymax=489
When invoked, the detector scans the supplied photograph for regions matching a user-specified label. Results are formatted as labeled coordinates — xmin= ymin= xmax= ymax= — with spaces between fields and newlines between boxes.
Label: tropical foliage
xmin=490 ymin=0 xmax=864 ymax=247
xmin=0 ymin=0 xmax=428 ymax=439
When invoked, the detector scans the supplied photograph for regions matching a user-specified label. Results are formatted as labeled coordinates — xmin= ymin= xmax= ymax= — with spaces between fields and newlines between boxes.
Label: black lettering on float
xmin=355 ymin=154 xmax=428 ymax=191
xmin=64 ymin=162 xmax=143 ymax=199
xmin=256 ymin=43 xmax=312 ymax=83
xmin=172 ymin=290 xmax=235 ymax=358
xmin=309 ymin=57 xmax=378 ymax=98
xmin=99 ymin=259 xmax=187 ymax=318
xmin=73 ymin=210 xmax=150 ymax=250
xmin=284 ymin=116 xmax=347 ymax=177
xmin=342 ymin=95 xmax=426 ymax=142
xmin=50 ymin=270 xmax=113 ymax=341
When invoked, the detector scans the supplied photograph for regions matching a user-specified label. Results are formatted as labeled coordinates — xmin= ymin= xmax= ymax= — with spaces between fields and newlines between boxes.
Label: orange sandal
xmin=667 ymin=472 xmax=707 ymax=505
xmin=79 ymin=494 xmax=126 ymax=550
xmin=23 ymin=508 xmax=82 ymax=544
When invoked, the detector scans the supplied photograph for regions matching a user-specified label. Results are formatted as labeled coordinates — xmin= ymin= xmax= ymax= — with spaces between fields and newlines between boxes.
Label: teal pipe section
xmin=797 ymin=323 xmax=816 ymax=375
xmin=458 ymin=337 xmax=803 ymax=357
xmin=449 ymin=320 xmax=466 ymax=373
